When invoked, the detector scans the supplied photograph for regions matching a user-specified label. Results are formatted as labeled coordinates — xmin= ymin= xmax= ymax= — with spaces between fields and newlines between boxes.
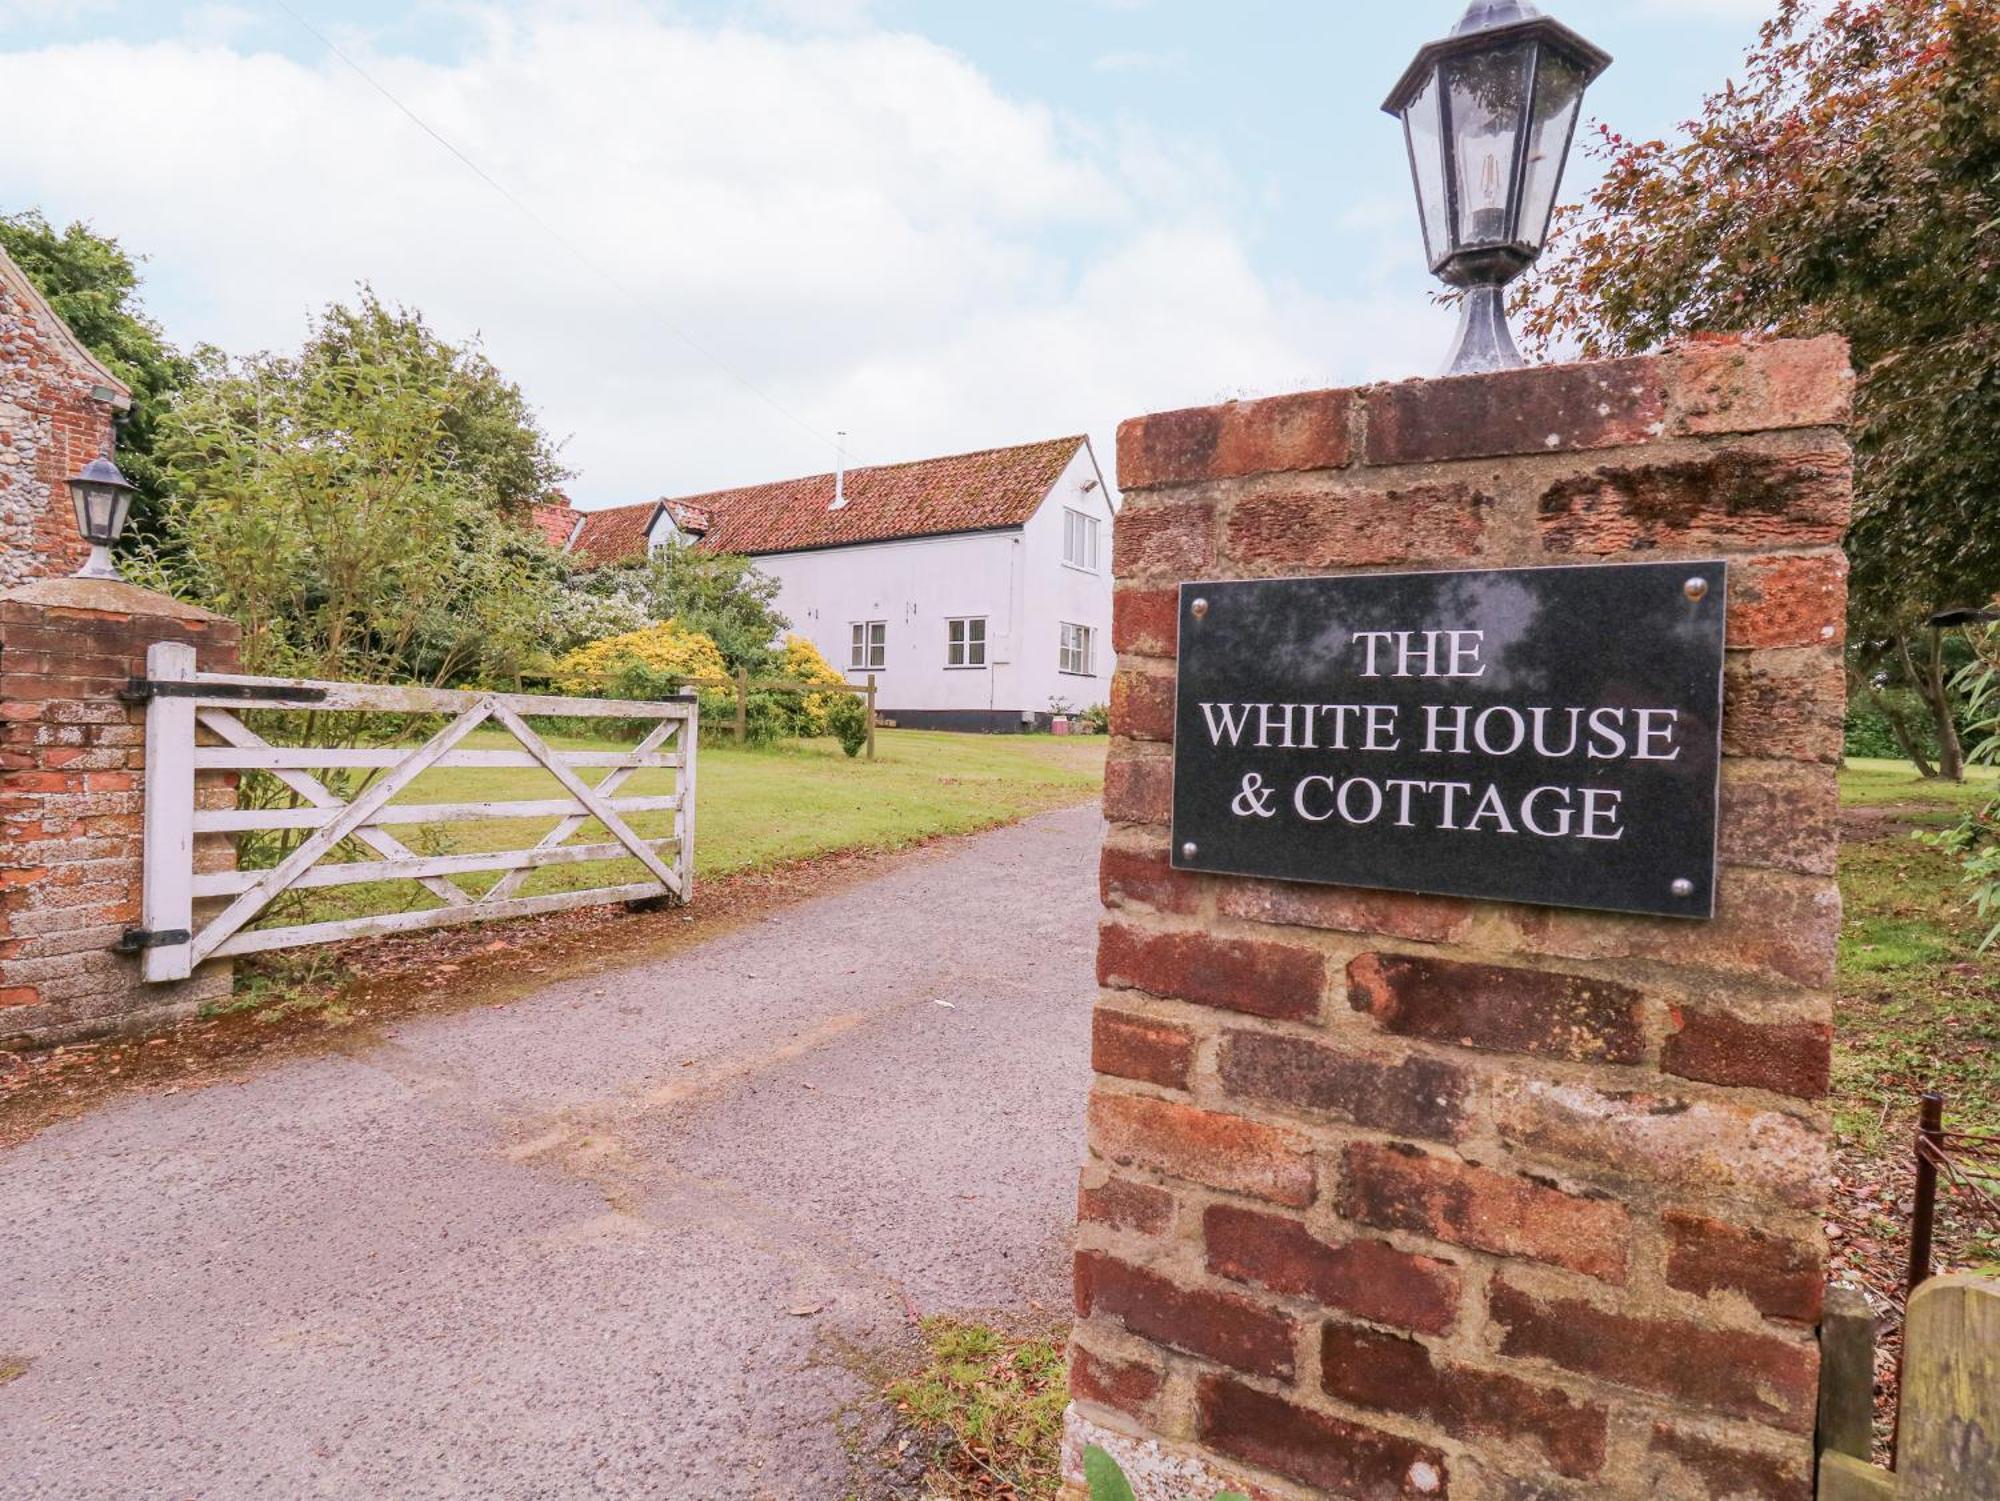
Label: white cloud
xmin=0 ymin=5 xmax=1437 ymax=503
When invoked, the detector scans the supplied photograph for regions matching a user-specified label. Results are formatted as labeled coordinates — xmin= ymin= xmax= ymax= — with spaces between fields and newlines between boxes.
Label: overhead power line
xmin=267 ymin=0 xmax=859 ymax=469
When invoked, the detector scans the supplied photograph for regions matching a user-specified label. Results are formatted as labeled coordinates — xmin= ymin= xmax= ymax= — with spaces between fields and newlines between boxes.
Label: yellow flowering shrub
xmin=551 ymin=620 xmax=729 ymax=696
xmin=781 ymin=633 xmax=849 ymax=736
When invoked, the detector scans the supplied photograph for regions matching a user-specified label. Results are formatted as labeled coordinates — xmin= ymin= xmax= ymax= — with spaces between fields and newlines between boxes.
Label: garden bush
xmin=827 ymin=693 xmax=870 ymax=758
xmin=779 ymin=634 xmax=849 ymax=737
xmin=551 ymin=620 xmax=728 ymax=696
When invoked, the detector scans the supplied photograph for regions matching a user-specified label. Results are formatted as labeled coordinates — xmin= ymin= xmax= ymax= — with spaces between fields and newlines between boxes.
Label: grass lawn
xmin=1830 ymin=758 xmax=1998 ymax=1277
xmin=254 ymin=727 xmax=1106 ymax=930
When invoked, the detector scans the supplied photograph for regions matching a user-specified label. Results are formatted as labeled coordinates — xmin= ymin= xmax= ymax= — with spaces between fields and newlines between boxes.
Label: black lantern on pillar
xmin=1384 ymin=1 xmax=1610 ymax=375
xmin=65 ymin=454 xmax=138 ymax=581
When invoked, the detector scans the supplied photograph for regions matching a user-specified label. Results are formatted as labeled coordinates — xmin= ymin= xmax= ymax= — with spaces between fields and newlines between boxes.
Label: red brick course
xmin=1488 ymin=1280 xmax=1819 ymax=1432
xmin=1663 ymin=1211 xmax=1825 ymax=1325
xmin=1213 ymin=879 xmax=1474 ymax=945
xmin=1098 ymin=921 xmax=1325 ymax=1022
xmin=1649 ymin=1422 xmax=1813 ymax=1501
xmin=1338 ymin=1141 xmax=1630 ymax=1283
xmin=1077 ymin=1175 xmax=1175 ymax=1238
xmin=1075 ymin=1251 xmax=1296 ymax=1381
xmin=1098 ymin=843 xmax=1202 ymax=916
xmin=1205 ymin=1204 xmax=1460 ymax=1335
xmin=1091 ymin=1008 xmax=1196 ymax=1090
xmin=1218 ymin=1030 xmax=1471 ymax=1143
xmin=1119 ymin=388 xmax=1355 ymax=490
xmin=1109 ymin=666 xmax=1176 ymax=742
xmin=1088 ymin=1089 xmax=1314 ymax=1207
xmin=1347 ymin=952 xmax=1645 ymax=1065
xmin=1111 ymin=585 xmax=1180 ymax=657
xmin=1663 ymin=1007 xmax=1832 ymax=1100
xmin=1321 ymin=1322 xmax=1607 ymax=1479
xmin=1197 ymin=1375 xmax=1448 ymax=1499
xmin=1222 ymin=482 xmax=1490 ymax=571
xmin=1068 ymin=1342 xmax=1164 ymax=1424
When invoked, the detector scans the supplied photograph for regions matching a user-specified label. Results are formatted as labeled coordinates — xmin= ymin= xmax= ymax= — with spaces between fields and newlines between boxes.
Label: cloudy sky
xmin=0 ymin=0 xmax=1773 ymax=506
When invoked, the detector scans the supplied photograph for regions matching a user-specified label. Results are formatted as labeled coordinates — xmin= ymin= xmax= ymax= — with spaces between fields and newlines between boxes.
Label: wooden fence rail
xmin=676 ymin=669 xmax=878 ymax=759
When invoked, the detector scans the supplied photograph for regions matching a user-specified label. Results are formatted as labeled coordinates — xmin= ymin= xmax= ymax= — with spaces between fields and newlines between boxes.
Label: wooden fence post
xmin=1818 ymin=1285 xmax=1877 ymax=1463
xmin=1899 ymin=1275 xmax=2000 ymax=1498
xmin=141 ymin=641 xmax=198 ymax=982
xmin=734 ymin=665 xmax=749 ymax=746
xmin=865 ymin=673 xmax=877 ymax=761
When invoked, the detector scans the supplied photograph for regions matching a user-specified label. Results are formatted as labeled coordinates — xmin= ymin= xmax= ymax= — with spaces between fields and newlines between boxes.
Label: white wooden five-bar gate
xmin=136 ymin=641 xmax=697 ymax=982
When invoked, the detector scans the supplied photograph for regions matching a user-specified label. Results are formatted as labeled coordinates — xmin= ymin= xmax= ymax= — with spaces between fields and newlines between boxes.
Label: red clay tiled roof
xmin=697 ymin=435 xmax=1085 ymax=556
xmin=569 ymin=435 xmax=1087 ymax=565
xmin=569 ymin=499 xmax=659 ymax=566
xmin=529 ymin=496 xmax=578 ymax=550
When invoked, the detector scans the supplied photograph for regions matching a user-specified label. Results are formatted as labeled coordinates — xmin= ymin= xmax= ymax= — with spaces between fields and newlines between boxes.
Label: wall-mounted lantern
xmin=66 ymin=454 xmax=138 ymax=581
xmin=1384 ymin=1 xmax=1611 ymax=375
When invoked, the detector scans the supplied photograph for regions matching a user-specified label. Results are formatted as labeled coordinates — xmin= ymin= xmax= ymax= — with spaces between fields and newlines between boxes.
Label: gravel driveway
xmin=0 ymin=804 xmax=1101 ymax=1500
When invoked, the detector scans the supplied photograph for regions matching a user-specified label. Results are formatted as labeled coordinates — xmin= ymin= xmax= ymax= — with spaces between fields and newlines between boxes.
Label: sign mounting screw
xmin=1671 ymin=878 xmax=1695 ymax=899
xmin=1190 ymin=598 xmax=1209 ymax=620
xmin=1182 ymin=842 xmax=1199 ymax=860
xmin=1683 ymin=577 xmax=1709 ymax=602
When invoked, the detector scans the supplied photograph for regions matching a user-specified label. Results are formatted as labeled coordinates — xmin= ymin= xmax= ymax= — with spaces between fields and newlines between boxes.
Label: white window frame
xmin=946 ymin=617 xmax=987 ymax=669
xmin=850 ymin=620 xmax=887 ymax=672
xmin=1062 ymin=508 xmax=1100 ymax=572
xmin=1059 ymin=622 xmax=1095 ymax=677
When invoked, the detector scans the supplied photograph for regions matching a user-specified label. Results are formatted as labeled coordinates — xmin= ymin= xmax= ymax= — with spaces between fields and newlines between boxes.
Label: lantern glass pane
xmin=71 ymin=485 xmax=91 ymax=539
xmin=1400 ymin=70 xmax=1452 ymax=269
xmin=1517 ymin=46 xmax=1587 ymax=252
xmin=107 ymin=487 xmax=133 ymax=542
xmin=1444 ymin=41 xmax=1534 ymax=248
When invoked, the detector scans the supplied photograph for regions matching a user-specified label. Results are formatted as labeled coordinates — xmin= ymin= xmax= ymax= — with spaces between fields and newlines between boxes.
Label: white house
xmin=567 ymin=435 xmax=1117 ymax=731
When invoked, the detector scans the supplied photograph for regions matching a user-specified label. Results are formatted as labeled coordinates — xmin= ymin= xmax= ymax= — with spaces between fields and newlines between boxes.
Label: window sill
xmin=943 ymin=665 xmax=989 ymax=671
xmin=1058 ymin=669 xmax=1099 ymax=678
xmin=1060 ymin=562 xmax=1099 ymax=576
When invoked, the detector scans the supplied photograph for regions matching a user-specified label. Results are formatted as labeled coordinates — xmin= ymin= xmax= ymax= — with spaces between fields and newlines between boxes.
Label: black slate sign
xmin=1170 ymin=561 xmax=1727 ymax=919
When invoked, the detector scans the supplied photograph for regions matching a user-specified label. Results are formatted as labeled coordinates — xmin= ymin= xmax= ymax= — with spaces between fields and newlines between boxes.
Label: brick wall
xmin=1 ymin=576 xmax=240 ymax=1047
xmin=1069 ymin=337 xmax=1852 ymax=1501
xmin=0 ymin=250 xmax=131 ymax=588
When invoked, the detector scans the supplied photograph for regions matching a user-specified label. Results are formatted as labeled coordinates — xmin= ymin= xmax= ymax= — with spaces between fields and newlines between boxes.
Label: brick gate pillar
xmin=1068 ymin=338 xmax=1852 ymax=1500
xmin=1 ymin=575 xmax=239 ymax=1048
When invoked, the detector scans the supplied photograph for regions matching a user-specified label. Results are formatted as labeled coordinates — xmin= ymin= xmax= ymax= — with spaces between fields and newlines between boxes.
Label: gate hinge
xmin=120 ymin=678 xmax=327 ymax=706
xmin=116 ymin=928 xmax=191 ymax=953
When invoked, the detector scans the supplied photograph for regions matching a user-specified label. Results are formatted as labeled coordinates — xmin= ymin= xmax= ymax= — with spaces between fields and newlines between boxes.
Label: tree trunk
xmin=1900 ymin=632 xmax=1965 ymax=782
xmin=1850 ymin=661 xmax=1940 ymax=778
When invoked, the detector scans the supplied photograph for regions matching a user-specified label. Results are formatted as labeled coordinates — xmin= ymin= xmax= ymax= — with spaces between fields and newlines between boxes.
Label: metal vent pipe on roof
xmin=832 ymin=431 xmax=848 ymax=511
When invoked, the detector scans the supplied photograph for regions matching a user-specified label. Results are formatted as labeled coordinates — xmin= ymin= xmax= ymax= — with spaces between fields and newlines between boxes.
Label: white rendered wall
xmin=745 ymin=529 xmax=1027 ymax=716
xmin=666 ymin=442 xmax=1116 ymax=720
xmin=1018 ymin=443 xmax=1116 ymax=717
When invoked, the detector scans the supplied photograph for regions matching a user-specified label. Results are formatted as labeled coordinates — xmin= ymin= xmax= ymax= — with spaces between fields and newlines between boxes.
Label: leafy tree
xmin=573 ymin=546 xmax=791 ymax=674
xmin=307 ymin=289 xmax=569 ymax=518
xmin=144 ymin=300 xmax=568 ymax=686
xmin=0 ymin=210 xmax=192 ymax=543
xmin=1924 ymin=626 xmax=2000 ymax=946
xmin=1522 ymin=0 xmax=2000 ymax=777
